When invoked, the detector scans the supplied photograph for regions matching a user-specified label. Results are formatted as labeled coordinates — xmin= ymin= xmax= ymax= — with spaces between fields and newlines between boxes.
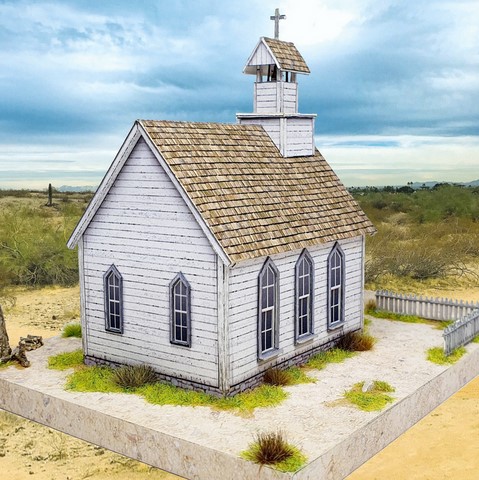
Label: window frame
xmin=327 ymin=243 xmax=345 ymax=329
xmin=104 ymin=264 xmax=123 ymax=334
xmin=295 ymin=249 xmax=314 ymax=343
xmin=169 ymin=272 xmax=192 ymax=347
xmin=257 ymin=258 xmax=280 ymax=360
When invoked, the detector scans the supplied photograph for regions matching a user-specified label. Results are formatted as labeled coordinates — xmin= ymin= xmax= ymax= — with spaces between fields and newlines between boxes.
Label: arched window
xmin=104 ymin=265 xmax=123 ymax=333
xmin=258 ymin=258 xmax=279 ymax=358
xmin=170 ymin=273 xmax=191 ymax=347
xmin=328 ymin=244 xmax=345 ymax=328
xmin=295 ymin=250 xmax=314 ymax=340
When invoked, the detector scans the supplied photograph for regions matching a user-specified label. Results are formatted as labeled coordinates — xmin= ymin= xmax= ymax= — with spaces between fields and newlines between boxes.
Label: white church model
xmin=68 ymin=13 xmax=375 ymax=396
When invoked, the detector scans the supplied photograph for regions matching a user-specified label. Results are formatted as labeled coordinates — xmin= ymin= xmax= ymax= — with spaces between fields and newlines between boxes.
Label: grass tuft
xmin=263 ymin=368 xmax=290 ymax=386
xmin=240 ymin=431 xmax=307 ymax=472
xmin=364 ymin=299 xmax=377 ymax=312
xmin=336 ymin=330 xmax=376 ymax=352
xmin=60 ymin=360 xmax=288 ymax=413
xmin=112 ymin=364 xmax=157 ymax=389
xmin=61 ymin=323 xmax=82 ymax=338
xmin=48 ymin=349 xmax=84 ymax=371
xmin=136 ymin=382 xmax=213 ymax=407
xmin=263 ymin=366 xmax=315 ymax=387
xmin=366 ymin=309 xmax=452 ymax=330
xmin=427 ymin=346 xmax=466 ymax=365
xmin=66 ymin=365 xmax=123 ymax=393
xmin=344 ymin=380 xmax=395 ymax=411
xmin=307 ymin=348 xmax=356 ymax=370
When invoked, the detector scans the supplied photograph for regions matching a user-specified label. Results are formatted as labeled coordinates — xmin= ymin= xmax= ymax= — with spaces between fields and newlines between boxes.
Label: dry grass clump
xmin=241 ymin=431 xmax=307 ymax=472
xmin=364 ymin=299 xmax=377 ymax=313
xmin=336 ymin=330 xmax=376 ymax=352
xmin=112 ymin=364 xmax=157 ymax=389
xmin=263 ymin=368 xmax=291 ymax=386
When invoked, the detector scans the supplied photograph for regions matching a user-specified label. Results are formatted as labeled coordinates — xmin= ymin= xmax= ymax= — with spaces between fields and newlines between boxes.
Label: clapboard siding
xmin=228 ymin=236 xmax=364 ymax=386
xmin=285 ymin=117 xmax=314 ymax=157
xmin=82 ymin=137 xmax=219 ymax=387
xmin=255 ymin=82 xmax=298 ymax=114
xmin=248 ymin=41 xmax=275 ymax=67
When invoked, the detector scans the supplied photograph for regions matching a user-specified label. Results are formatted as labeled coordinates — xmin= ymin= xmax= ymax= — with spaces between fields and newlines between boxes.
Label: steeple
xmin=237 ymin=11 xmax=316 ymax=157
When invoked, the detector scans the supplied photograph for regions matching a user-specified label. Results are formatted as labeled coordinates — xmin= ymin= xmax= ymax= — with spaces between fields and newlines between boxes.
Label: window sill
xmin=258 ymin=348 xmax=282 ymax=363
xmin=327 ymin=322 xmax=345 ymax=332
xmin=295 ymin=333 xmax=316 ymax=345
xmin=105 ymin=328 xmax=123 ymax=335
xmin=170 ymin=341 xmax=191 ymax=348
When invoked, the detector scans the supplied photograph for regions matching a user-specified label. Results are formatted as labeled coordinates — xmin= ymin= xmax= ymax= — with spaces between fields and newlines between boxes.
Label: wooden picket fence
xmin=375 ymin=290 xmax=479 ymax=321
xmin=375 ymin=290 xmax=479 ymax=354
xmin=443 ymin=309 xmax=479 ymax=355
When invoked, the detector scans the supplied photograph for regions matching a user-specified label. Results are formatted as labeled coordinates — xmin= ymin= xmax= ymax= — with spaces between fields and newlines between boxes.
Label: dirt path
xmin=347 ymin=376 xmax=479 ymax=479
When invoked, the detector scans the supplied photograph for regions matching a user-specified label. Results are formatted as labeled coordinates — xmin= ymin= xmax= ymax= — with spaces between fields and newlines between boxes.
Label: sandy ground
xmin=1 ymin=285 xmax=479 ymax=479
xmin=1 ymin=286 xmax=180 ymax=480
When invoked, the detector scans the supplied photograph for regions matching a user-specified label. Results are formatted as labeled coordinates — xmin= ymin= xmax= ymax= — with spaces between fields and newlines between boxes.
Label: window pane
xmin=268 ymin=284 xmax=274 ymax=308
xmin=265 ymin=330 xmax=272 ymax=351
xmin=301 ymin=316 xmax=308 ymax=335
xmin=300 ymin=297 xmax=308 ymax=317
xmin=181 ymin=293 xmax=187 ymax=312
xmin=332 ymin=288 xmax=339 ymax=306
xmin=175 ymin=310 xmax=182 ymax=327
xmin=335 ymin=268 xmax=341 ymax=285
xmin=176 ymin=326 xmax=182 ymax=341
xmin=298 ymin=275 xmax=304 ymax=297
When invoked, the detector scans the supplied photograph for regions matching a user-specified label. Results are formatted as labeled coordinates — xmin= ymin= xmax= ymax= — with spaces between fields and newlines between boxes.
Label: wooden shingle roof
xmin=263 ymin=37 xmax=310 ymax=74
xmin=140 ymin=120 xmax=375 ymax=263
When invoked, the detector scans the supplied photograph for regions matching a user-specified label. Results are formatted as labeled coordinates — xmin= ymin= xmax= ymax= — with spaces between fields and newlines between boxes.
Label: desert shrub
xmin=240 ymin=431 xmax=306 ymax=472
xmin=112 ymin=364 xmax=157 ymax=389
xmin=62 ymin=323 xmax=82 ymax=338
xmin=336 ymin=330 xmax=375 ymax=351
xmin=0 ymin=204 xmax=80 ymax=286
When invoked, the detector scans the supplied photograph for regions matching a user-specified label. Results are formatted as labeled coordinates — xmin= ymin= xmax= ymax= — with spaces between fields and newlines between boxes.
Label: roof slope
xmin=263 ymin=37 xmax=310 ymax=74
xmin=140 ymin=120 xmax=375 ymax=263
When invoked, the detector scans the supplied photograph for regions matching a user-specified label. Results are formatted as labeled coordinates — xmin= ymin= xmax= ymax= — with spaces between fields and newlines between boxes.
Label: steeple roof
xmin=244 ymin=37 xmax=310 ymax=75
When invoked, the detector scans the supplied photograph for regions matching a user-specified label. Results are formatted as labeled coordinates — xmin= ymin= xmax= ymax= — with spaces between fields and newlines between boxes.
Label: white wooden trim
xmin=243 ymin=38 xmax=278 ymax=74
xmin=78 ymin=237 xmax=88 ymax=357
xmin=137 ymin=122 xmax=231 ymax=266
xmin=217 ymin=257 xmax=230 ymax=392
xmin=67 ymin=124 xmax=141 ymax=248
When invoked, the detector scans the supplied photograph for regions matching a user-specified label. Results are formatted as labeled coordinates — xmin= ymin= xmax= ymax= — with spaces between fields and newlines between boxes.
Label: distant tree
xmin=397 ymin=186 xmax=415 ymax=194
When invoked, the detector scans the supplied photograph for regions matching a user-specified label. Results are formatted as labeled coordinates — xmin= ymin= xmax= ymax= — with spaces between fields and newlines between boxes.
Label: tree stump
xmin=0 ymin=305 xmax=43 ymax=367
xmin=0 ymin=304 xmax=11 ymax=358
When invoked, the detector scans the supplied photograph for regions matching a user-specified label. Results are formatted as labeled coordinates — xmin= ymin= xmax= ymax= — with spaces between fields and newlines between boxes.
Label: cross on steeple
xmin=270 ymin=8 xmax=286 ymax=39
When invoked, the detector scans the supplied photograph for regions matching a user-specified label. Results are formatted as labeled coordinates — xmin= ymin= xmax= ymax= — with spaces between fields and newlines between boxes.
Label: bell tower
xmin=237 ymin=10 xmax=316 ymax=157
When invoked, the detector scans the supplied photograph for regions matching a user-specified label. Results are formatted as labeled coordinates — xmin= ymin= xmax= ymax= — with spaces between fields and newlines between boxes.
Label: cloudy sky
xmin=0 ymin=0 xmax=478 ymax=188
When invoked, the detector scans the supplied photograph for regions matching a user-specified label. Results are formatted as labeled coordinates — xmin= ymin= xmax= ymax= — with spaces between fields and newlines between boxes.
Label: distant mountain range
xmin=409 ymin=180 xmax=479 ymax=189
xmin=58 ymin=185 xmax=97 ymax=192
xmin=56 ymin=180 xmax=479 ymax=192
